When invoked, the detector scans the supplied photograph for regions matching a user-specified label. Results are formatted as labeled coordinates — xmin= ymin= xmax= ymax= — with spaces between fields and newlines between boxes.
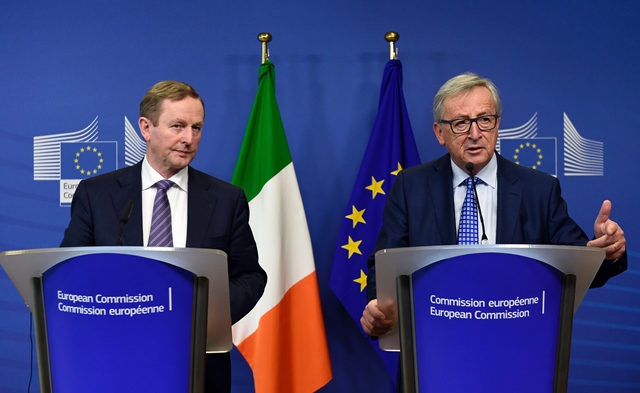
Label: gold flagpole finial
xmin=385 ymin=31 xmax=399 ymax=60
xmin=258 ymin=32 xmax=272 ymax=64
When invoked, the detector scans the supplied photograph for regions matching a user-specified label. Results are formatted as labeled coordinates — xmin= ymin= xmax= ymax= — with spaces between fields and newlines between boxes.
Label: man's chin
xmin=465 ymin=150 xmax=492 ymax=162
xmin=170 ymin=157 xmax=194 ymax=169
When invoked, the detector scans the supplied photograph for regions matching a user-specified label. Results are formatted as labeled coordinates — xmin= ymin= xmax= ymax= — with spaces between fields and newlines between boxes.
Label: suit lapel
xmin=186 ymin=168 xmax=218 ymax=248
xmin=431 ymin=155 xmax=457 ymax=244
xmin=496 ymin=155 xmax=523 ymax=244
xmin=114 ymin=163 xmax=144 ymax=246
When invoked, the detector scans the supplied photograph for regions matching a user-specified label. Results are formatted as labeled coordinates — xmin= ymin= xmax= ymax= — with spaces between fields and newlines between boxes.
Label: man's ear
xmin=138 ymin=117 xmax=152 ymax=142
xmin=433 ymin=122 xmax=446 ymax=146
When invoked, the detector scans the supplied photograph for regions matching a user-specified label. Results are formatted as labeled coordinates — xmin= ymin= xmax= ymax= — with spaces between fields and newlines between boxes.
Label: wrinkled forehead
xmin=443 ymin=87 xmax=496 ymax=117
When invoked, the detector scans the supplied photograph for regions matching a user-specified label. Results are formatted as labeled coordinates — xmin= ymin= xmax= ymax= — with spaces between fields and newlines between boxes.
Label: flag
xmin=329 ymin=59 xmax=420 ymax=391
xmin=231 ymin=60 xmax=332 ymax=392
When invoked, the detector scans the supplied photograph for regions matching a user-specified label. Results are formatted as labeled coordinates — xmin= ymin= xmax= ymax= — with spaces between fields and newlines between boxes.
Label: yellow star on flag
xmin=365 ymin=176 xmax=385 ymax=199
xmin=391 ymin=162 xmax=403 ymax=176
xmin=341 ymin=236 xmax=362 ymax=258
xmin=345 ymin=205 xmax=366 ymax=228
xmin=353 ymin=270 xmax=367 ymax=292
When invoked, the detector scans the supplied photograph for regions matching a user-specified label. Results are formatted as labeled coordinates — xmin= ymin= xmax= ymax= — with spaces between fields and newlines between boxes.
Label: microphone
xmin=465 ymin=162 xmax=488 ymax=244
xmin=116 ymin=199 xmax=134 ymax=246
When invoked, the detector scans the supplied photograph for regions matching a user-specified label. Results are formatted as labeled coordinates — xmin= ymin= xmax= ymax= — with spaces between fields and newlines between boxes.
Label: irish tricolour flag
xmin=231 ymin=60 xmax=332 ymax=392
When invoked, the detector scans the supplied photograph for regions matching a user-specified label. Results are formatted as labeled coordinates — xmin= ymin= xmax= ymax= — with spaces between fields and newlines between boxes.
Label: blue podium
xmin=0 ymin=247 xmax=231 ymax=393
xmin=374 ymin=245 xmax=605 ymax=393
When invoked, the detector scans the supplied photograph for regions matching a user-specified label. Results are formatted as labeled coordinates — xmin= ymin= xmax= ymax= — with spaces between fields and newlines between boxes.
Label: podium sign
xmin=0 ymin=247 xmax=232 ymax=393
xmin=43 ymin=253 xmax=196 ymax=392
xmin=376 ymin=245 xmax=605 ymax=351
xmin=375 ymin=245 xmax=605 ymax=393
xmin=412 ymin=253 xmax=564 ymax=392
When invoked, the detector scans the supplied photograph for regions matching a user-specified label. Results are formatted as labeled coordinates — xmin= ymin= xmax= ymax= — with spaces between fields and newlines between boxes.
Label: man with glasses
xmin=360 ymin=72 xmax=627 ymax=338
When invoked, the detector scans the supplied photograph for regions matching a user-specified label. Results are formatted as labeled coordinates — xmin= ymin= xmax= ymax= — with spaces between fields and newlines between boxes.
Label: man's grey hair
xmin=433 ymin=72 xmax=502 ymax=122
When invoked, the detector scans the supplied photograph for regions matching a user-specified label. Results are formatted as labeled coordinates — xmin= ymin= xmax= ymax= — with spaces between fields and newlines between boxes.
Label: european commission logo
xmin=61 ymin=143 xmax=116 ymax=179
xmin=497 ymin=112 xmax=604 ymax=177
xmin=33 ymin=116 xmax=146 ymax=206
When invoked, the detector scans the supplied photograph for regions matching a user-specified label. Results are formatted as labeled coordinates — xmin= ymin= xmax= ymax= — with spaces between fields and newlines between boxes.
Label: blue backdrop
xmin=1 ymin=1 xmax=638 ymax=392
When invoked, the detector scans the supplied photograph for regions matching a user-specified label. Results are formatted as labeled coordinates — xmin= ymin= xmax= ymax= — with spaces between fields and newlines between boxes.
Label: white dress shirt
xmin=452 ymin=154 xmax=498 ymax=244
xmin=141 ymin=156 xmax=189 ymax=247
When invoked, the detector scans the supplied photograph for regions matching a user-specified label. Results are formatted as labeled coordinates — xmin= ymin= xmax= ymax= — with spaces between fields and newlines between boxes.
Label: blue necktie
xmin=458 ymin=177 xmax=479 ymax=245
xmin=148 ymin=180 xmax=174 ymax=247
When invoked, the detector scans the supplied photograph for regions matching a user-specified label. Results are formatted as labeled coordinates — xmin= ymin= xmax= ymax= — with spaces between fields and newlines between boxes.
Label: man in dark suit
xmin=360 ymin=72 xmax=627 ymax=337
xmin=61 ymin=80 xmax=267 ymax=392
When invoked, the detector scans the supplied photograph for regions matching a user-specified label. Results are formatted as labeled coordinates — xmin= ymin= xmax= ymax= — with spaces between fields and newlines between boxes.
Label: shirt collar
xmin=451 ymin=154 xmax=498 ymax=189
xmin=141 ymin=155 xmax=189 ymax=192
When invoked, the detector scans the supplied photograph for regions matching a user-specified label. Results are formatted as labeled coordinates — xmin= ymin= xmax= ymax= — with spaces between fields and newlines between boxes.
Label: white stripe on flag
xmin=232 ymin=162 xmax=315 ymax=344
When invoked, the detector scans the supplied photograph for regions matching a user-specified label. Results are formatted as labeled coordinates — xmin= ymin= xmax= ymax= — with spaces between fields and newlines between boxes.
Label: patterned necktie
xmin=148 ymin=179 xmax=174 ymax=247
xmin=458 ymin=176 xmax=479 ymax=245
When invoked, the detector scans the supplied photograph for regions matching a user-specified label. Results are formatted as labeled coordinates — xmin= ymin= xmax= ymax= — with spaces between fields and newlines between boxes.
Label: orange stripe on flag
xmin=237 ymin=271 xmax=332 ymax=392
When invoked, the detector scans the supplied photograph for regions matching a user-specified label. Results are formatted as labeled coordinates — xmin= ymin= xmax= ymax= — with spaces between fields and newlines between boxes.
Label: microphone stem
xmin=471 ymin=180 xmax=488 ymax=244
xmin=116 ymin=199 xmax=134 ymax=246
xmin=117 ymin=222 xmax=125 ymax=246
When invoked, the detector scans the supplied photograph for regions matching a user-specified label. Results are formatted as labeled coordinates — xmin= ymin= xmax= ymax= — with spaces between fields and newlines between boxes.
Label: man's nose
xmin=181 ymin=129 xmax=194 ymax=144
xmin=468 ymin=122 xmax=482 ymax=138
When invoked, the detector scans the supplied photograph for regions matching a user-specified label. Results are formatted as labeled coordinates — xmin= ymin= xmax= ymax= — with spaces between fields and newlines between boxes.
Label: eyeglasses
xmin=440 ymin=114 xmax=500 ymax=134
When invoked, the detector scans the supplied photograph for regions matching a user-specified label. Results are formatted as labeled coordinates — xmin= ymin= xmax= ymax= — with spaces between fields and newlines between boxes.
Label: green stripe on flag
xmin=232 ymin=60 xmax=292 ymax=201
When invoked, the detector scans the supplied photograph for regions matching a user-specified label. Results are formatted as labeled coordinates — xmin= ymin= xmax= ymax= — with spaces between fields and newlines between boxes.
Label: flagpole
xmin=258 ymin=32 xmax=272 ymax=64
xmin=385 ymin=31 xmax=399 ymax=60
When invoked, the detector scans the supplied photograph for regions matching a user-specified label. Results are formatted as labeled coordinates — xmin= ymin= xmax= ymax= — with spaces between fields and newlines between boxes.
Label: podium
xmin=0 ymin=247 xmax=232 ymax=393
xmin=374 ymin=244 xmax=605 ymax=393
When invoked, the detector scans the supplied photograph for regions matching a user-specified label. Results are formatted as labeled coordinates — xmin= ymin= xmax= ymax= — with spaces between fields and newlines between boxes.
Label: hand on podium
xmin=587 ymin=200 xmax=626 ymax=261
xmin=361 ymin=299 xmax=394 ymax=337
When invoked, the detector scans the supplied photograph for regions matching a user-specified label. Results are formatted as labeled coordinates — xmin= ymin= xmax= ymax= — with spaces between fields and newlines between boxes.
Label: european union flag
xmin=329 ymin=59 xmax=420 ymax=391
xmin=60 ymin=142 xmax=117 ymax=180
xmin=499 ymin=137 xmax=557 ymax=176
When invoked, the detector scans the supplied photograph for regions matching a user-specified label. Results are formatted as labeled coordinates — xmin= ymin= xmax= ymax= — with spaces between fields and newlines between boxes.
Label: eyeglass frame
xmin=439 ymin=114 xmax=500 ymax=134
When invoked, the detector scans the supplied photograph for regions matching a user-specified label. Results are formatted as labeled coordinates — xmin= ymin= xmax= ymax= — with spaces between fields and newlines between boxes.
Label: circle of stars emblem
xmin=74 ymin=145 xmax=105 ymax=177
xmin=513 ymin=142 xmax=543 ymax=170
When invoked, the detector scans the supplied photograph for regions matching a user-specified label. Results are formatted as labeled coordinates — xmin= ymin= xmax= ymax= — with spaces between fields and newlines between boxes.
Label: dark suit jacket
xmin=366 ymin=153 xmax=627 ymax=301
xmin=60 ymin=161 xmax=267 ymax=392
